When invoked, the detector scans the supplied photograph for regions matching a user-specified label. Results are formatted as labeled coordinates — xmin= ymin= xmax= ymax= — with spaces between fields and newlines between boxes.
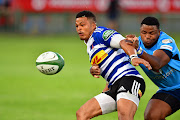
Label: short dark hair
xmin=141 ymin=17 xmax=160 ymax=29
xmin=76 ymin=10 xmax=96 ymax=22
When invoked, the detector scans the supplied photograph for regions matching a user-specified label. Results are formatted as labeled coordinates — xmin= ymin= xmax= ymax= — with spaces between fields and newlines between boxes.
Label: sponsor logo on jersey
xmin=103 ymin=30 xmax=115 ymax=41
xmin=162 ymin=39 xmax=172 ymax=43
xmin=91 ymin=50 xmax=108 ymax=64
xmin=132 ymin=80 xmax=141 ymax=97
xmin=117 ymin=86 xmax=126 ymax=93
xmin=160 ymin=45 xmax=173 ymax=51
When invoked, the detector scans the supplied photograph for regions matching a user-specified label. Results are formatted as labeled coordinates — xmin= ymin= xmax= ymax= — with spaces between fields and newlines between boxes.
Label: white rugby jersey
xmin=85 ymin=26 xmax=142 ymax=87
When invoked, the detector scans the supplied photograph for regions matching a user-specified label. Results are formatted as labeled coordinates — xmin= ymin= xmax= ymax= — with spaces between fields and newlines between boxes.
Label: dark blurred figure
xmin=107 ymin=0 xmax=119 ymax=31
xmin=0 ymin=0 xmax=14 ymax=31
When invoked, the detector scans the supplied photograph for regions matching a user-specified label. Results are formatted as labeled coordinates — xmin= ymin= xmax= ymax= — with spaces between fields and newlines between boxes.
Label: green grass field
xmin=0 ymin=33 xmax=180 ymax=120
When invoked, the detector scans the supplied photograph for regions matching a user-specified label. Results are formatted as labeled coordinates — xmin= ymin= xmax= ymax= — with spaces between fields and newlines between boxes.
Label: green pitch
xmin=0 ymin=33 xmax=179 ymax=120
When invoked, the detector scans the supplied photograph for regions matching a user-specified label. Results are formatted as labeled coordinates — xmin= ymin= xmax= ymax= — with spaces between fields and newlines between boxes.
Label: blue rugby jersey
xmin=86 ymin=26 xmax=143 ymax=87
xmin=139 ymin=31 xmax=180 ymax=91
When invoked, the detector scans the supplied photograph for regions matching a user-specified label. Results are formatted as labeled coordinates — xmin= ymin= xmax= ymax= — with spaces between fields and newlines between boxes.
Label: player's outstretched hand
xmin=90 ymin=64 xmax=101 ymax=78
xmin=126 ymin=34 xmax=136 ymax=38
xmin=131 ymin=58 xmax=152 ymax=70
xmin=125 ymin=35 xmax=139 ymax=50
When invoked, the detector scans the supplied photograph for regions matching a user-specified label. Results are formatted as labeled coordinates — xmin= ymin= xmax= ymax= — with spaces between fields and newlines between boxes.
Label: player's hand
xmin=131 ymin=58 xmax=152 ymax=70
xmin=90 ymin=64 xmax=101 ymax=78
xmin=126 ymin=34 xmax=136 ymax=38
xmin=125 ymin=34 xmax=139 ymax=50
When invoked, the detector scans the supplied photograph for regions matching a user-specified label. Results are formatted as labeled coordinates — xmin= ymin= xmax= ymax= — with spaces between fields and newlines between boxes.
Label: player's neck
xmin=85 ymin=30 xmax=95 ymax=43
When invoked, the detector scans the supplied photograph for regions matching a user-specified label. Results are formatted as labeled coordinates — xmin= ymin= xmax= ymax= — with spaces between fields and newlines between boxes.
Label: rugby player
xmin=91 ymin=16 xmax=180 ymax=120
xmin=75 ymin=11 xmax=151 ymax=120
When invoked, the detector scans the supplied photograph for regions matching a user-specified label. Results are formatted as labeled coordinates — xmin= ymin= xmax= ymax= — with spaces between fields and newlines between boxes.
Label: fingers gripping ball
xmin=36 ymin=51 xmax=64 ymax=75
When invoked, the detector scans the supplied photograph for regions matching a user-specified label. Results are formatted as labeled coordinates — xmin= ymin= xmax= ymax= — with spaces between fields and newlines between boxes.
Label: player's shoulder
xmin=158 ymin=31 xmax=174 ymax=44
xmin=93 ymin=26 xmax=105 ymax=33
xmin=157 ymin=31 xmax=177 ymax=52
xmin=93 ymin=26 xmax=118 ymax=40
xmin=94 ymin=26 xmax=114 ymax=34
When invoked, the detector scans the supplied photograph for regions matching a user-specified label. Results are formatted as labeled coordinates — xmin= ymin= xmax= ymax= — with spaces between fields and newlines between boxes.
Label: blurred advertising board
xmin=121 ymin=0 xmax=180 ymax=13
xmin=12 ymin=0 xmax=110 ymax=13
xmin=12 ymin=0 xmax=180 ymax=13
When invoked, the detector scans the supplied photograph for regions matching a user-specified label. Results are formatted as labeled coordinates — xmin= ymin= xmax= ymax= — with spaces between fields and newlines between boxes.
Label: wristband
xmin=130 ymin=54 xmax=138 ymax=61
xmin=137 ymin=46 xmax=144 ymax=56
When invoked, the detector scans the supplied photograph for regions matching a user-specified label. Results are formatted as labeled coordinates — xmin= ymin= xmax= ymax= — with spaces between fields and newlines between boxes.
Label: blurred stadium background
xmin=0 ymin=0 xmax=180 ymax=120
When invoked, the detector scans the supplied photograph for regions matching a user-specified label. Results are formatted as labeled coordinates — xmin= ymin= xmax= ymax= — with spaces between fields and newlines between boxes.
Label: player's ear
xmin=158 ymin=29 xmax=161 ymax=36
xmin=92 ymin=21 xmax=96 ymax=29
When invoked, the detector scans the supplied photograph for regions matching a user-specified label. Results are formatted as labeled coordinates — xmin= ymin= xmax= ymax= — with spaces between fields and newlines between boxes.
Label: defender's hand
xmin=131 ymin=58 xmax=152 ymax=70
xmin=90 ymin=64 xmax=101 ymax=78
xmin=126 ymin=34 xmax=136 ymax=38
xmin=126 ymin=35 xmax=139 ymax=50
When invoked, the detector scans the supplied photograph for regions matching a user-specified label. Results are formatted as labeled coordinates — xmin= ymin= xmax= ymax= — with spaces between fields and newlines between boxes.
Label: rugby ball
xmin=36 ymin=51 xmax=64 ymax=75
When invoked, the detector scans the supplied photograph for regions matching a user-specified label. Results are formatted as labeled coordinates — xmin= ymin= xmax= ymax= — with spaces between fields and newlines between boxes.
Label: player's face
xmin=140 ymin=24 xmax=160 ymax=48
xmin=75 ymin=17 xmax=96 ymax=42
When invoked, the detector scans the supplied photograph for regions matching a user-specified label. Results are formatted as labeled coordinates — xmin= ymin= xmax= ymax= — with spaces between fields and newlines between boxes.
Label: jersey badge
xmin=162 ymin=39 xmax=172 ymax=43
xmin=160 ymin=45 xmax=173 ymax=51
xmin=103 ymin=30 xmax=115 ymax=41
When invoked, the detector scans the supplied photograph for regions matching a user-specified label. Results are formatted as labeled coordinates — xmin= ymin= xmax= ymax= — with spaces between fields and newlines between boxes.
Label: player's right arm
xmin=90 ymin=64 xmax=109 ymax=92
xmin=90 ymin=64 xmax=101 ymax=78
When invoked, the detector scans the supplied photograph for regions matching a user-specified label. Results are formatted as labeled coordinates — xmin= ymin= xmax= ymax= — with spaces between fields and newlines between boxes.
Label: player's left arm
xmin=126 ymin=36 xmax=171 ymax=71
xmin=110 ymin=34 xmax=152 ymax=70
